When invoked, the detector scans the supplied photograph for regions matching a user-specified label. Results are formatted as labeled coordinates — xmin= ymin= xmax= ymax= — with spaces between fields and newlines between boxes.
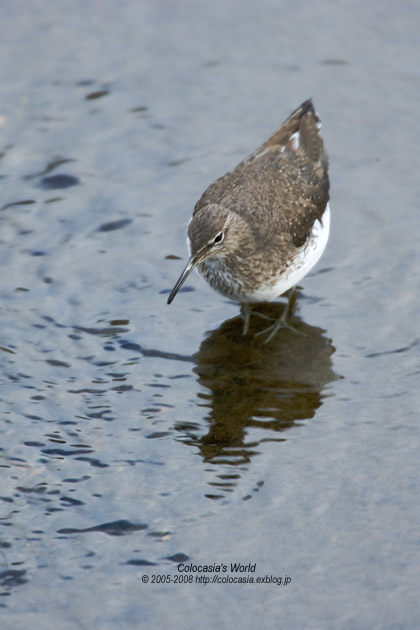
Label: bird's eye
xmin=213 ymin=232 xmax=224 ymax=245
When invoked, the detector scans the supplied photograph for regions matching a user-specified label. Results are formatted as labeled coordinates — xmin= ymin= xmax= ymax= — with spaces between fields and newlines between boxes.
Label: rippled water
xmin=1 ymin=1 xmax=420 ymax=628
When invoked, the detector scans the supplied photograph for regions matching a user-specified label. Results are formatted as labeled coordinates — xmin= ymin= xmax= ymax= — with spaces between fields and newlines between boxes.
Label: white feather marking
xmin=289 ymin=130 xmax=300 ymax=149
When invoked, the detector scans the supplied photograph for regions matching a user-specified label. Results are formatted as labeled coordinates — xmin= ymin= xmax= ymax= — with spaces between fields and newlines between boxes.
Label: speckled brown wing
xmin=193 ymin=99 xmax=329 ymax=250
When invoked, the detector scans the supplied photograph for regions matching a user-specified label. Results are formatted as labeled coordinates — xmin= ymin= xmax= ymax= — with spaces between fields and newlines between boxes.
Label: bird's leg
xmin=241 ymin=303 xmax=252 ymax=335
xmin=240 ymin=303 xmax=273 ymax=335
xmin=254 ymin=286 xmax=304 ymax=343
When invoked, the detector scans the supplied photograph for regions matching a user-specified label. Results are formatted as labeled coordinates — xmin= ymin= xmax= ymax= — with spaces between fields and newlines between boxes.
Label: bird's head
xmin=167 ymin=204 xmax=244 ymax=304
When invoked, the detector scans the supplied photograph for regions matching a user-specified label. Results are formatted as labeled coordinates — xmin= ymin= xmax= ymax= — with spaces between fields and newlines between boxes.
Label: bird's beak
xmin=167 ymin=255 xmax=200 ymax=304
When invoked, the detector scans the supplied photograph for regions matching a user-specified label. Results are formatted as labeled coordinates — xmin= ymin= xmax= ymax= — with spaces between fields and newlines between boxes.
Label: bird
xmin=167 ymin=99 xmax=330 ymax=342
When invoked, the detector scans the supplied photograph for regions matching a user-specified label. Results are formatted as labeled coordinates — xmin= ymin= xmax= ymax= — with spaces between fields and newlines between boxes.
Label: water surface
xmin=1 ymin=1 xmax=419 ymax=628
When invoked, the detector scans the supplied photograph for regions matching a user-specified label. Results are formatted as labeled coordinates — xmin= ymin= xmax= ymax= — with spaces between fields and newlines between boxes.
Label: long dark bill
xmin=167 ymin=255 xmax=200 ymax=304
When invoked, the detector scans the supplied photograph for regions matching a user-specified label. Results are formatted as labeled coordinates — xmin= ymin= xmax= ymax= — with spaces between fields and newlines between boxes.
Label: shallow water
xmin=1 ymin=1 xmax=420 ymax=628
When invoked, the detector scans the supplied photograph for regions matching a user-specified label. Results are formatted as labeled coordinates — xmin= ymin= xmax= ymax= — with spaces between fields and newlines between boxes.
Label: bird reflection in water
xmin=175 ymin=296 xmax=338 ymax=500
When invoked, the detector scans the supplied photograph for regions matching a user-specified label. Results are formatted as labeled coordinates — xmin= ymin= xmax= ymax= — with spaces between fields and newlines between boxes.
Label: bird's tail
xmin=262 ymin=99 xmax=327 ymax=167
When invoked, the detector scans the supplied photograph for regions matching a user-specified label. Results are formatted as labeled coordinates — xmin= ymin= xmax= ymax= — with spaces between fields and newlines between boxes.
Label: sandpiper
xmin=167 ymin=99 xmax=330 ymax=342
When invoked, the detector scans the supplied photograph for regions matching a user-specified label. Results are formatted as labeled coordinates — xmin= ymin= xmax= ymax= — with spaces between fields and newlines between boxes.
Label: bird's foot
xmin=254 ymin=314 xmax=304 ymax=343
xmin=241 ymin=287 xmax=305 ymax=343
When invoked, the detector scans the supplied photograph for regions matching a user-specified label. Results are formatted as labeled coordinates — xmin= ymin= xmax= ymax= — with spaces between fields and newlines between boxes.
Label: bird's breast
xmin=195 ymin=204 xmax=330 ymax=303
